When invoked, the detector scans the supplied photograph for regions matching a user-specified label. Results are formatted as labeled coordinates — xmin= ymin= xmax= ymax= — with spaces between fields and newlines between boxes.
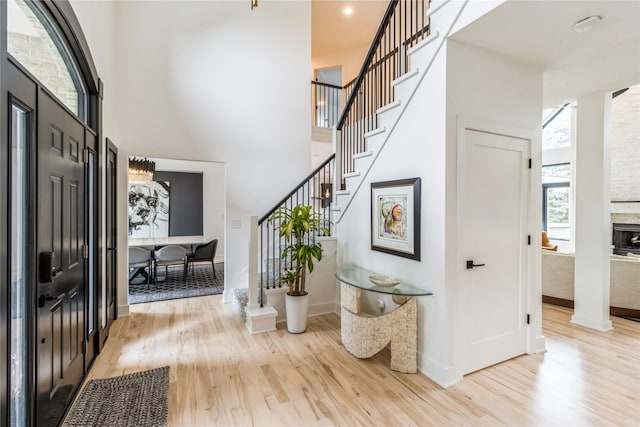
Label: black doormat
xmin=129 ymin=263 xmax=224 ymax=305
xmin=63 ymin=366 xmax=169 ymax=427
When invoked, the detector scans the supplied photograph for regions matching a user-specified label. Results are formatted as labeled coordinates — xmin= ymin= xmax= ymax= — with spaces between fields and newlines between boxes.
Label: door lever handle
xmin=466 ymin=260 xmax=486 ymax=270
xmin=38 ymin=293 xmax=59 ymax=308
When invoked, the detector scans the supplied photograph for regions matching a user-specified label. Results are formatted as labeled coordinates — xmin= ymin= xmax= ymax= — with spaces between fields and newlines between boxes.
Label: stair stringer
xmin=334 ymin=0 xmax=470 ymax=223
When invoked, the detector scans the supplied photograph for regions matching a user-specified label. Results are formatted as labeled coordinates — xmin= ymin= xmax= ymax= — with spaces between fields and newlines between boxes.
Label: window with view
xmin=542 ymin=163 xmax=571 ymax=241
xmin=542 ymin=105 xmax=573 ymax=150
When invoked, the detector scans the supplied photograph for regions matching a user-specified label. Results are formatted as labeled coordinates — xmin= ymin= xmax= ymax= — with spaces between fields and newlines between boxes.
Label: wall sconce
xmin=251 ymin=0 xmax=258 ymax=10
xmin=321 ymin=183 xmax=332 ymax=208
xmin=128 ymin=157 xmax=156 ymax=183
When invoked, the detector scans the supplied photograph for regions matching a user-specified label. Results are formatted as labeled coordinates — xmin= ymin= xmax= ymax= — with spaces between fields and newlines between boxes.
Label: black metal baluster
xmin=411 ymin=0 xmax=414 ymax=49
xmin=258 ymin=226 xmax=261 ymax=298
xmin=330 ymin=86 xmax=333 ymax=126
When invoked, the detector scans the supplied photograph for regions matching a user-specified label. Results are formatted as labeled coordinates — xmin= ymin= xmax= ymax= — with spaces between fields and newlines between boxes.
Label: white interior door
xmin=460 ymin=127 xmax=530 ymax=375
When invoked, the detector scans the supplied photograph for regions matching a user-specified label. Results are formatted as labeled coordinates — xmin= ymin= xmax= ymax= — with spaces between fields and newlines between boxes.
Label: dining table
xmin=128 ymin=235 xmax=207 ymax=283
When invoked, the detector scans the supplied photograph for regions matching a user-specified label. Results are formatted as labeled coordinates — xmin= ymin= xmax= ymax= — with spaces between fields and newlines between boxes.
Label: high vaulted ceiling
xmin=312 ymin=1 xmax=639 ymax=107
xmin=451 ymin=0 xmax=640 ymax=108
xmin=312 ymin=0 xmax=388 ymax=57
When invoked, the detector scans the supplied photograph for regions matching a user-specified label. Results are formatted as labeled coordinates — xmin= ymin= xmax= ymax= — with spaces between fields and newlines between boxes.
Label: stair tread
xmin=343 ymin=171 xmax=360 ymax=178
xmin=377 ymin=100 xmax=401 ymax=115
xmin=353 ymin=150 xmax=373 ymax=159
xmin=426 ymin=0 xmax=449 ymax=16
xmin=364 ymin=127 xmax=386 ymax=139
xmin=335 ymin=189 xmax=351 ymax=195
xmin=407 ymin=31 xmax=440 ymax=57
xmin=392 ymin=68 xmax=419 ymax=87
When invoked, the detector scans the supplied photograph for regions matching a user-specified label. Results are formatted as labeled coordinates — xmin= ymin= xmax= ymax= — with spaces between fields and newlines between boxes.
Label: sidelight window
xmin=10 ymin=104 xmax=29 ymax=427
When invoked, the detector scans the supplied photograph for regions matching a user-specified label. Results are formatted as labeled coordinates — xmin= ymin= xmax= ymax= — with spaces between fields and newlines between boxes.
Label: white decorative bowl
xmin=368 ymin=275 xmax=400 ymax=287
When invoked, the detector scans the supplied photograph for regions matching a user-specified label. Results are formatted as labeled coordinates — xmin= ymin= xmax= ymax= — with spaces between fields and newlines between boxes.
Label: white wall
xmin=336 ymin=32 xmax=542 ymax=387
xmin=72 ymin=0 xmax=312 ymax=312
xmin=267 ymin=237 xmax=338 ymax=323
xmin=336 ymin=37 xmax=450 ymax=384
xmin=446 ymin=39 xmax=544 ymax=375
xmin=147 ymin=157 xmax=226 ymax=262
xmin=448 ymin=0 xmax=506 ymax=36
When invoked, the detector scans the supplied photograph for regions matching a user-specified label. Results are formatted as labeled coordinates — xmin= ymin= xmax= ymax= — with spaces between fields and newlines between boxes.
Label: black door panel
xmin=36 ymin=90 xmax=86 ymax=427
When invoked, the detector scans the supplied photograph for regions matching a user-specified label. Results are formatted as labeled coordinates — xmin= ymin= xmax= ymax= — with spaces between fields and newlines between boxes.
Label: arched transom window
xmin=7 ymin=0 xmax=87 ymax=119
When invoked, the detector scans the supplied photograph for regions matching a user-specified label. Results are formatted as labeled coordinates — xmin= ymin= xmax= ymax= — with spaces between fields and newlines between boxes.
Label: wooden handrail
xmin=336 ymin=0 xmax=399 ymax=130
xmin=258 ymin=154 xmax=336 ymax=224
xmin=311 ymin=81 xmax=342 ymax=90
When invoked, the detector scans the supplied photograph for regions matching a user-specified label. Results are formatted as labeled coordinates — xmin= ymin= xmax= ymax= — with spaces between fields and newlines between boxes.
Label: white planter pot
xmin=285 ymin=292 xmax=309 ymax=333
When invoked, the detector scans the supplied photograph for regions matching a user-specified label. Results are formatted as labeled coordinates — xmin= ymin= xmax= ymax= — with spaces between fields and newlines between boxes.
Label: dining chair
xmin=129 ymin=247 xmax=153 ymax=289
xmin=187 ymin=239 xmax=218 ymax=278
xmin=154 ymin=245 xmax=188 ymax=283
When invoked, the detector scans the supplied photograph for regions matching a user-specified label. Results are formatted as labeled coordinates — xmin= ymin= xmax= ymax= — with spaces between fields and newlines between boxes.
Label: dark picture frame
xmin=371 ymin=177 xmax=421 ymax=260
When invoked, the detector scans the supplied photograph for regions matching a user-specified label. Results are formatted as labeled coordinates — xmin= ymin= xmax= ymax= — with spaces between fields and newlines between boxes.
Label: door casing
xmin=101 ymin=139 xmax=118 ymax=349
xmin=455 ymin=116 xmax=542 ymax=378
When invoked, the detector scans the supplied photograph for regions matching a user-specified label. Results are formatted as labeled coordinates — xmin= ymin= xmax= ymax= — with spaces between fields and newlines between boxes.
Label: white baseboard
xmin=308 ymin=301 xmax=338 ymax=317
xmin=275 ymin=301 xmax=342 ymax=324
xmin=117 ymin=304 xmax=130 ymax=318
xmin=571 ymin=315 xmax=613 ymax=332
xmin=222 ymin=288 xmax=235 ymax=304
xmin=417 ymin=353 xmax=461 ymax=389
xmin=534 ymin=335 xmax=547 ymax=354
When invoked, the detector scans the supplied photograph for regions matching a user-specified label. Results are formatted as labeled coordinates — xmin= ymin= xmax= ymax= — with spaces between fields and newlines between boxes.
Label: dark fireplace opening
xmin=612 ymin=223 xmax=640 ymax=256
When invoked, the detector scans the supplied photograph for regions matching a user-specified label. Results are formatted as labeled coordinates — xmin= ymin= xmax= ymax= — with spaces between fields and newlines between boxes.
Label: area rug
xmin=63 ymin=366 xmax=169 ymax=427
xmin=129 ymin=263 xmax=224 ymax=304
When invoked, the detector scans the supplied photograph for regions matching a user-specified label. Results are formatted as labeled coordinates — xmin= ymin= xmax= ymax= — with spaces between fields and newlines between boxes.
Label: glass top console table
xmin=336 ymin=266 xmax=432 ymax=373
xmin=336 ymin=265 xmax=432 ymax=297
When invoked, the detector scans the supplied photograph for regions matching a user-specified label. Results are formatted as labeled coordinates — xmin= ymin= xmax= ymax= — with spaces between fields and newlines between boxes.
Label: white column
xmin=333 ymin=127 xmax=342 ymax=190
xmin=247 ymin=215 xmax=259 ymax=310
xmin=572 ymin=92 xmax=613 ymax=331
xmin=245 ymin=215 xmax=277 ymax=334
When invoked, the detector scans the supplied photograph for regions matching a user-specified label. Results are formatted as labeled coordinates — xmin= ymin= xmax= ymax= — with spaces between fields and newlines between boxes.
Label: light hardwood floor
xmin=83 ymin=297 xmax=640 ymax=426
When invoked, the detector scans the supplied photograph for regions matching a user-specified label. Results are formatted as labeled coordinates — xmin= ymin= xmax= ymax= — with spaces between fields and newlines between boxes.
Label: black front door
xmin=36 ymin=89 xmax=86 ymax=426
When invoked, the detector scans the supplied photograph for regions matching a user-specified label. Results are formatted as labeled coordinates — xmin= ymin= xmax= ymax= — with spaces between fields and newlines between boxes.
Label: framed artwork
xmin=128 ymin=181 xmax=170 ymax=238
xmin=371 ymin=177 xmax=421 ymax=260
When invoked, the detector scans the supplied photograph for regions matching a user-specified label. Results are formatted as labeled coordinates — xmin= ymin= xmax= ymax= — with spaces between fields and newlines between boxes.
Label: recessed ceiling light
xmin=344 ymin=7 xmax=353 ymax=16
xmin=573 ymin=15 xmax=602 ymax=33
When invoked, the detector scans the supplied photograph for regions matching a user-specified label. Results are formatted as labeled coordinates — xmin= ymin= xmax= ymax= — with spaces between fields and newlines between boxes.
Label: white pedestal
xmin=245 ymin=306 xmax=277 ymax=335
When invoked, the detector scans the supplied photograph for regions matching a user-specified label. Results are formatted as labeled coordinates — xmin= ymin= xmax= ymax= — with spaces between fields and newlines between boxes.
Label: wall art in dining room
xmin=128 ymin=181 xmax=170 ymax=238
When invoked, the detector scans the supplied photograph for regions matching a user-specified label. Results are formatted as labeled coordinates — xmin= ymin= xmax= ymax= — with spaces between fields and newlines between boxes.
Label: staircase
xmin=331 ymin=0 xmax=454 ymax=222
xmin=246 ymin=0 xmax=464 ymax=333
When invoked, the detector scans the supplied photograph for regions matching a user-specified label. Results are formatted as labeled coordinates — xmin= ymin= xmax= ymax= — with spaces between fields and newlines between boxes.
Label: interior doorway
xmin=458 ymin=123 xmax=532 ymax=375
xmin=126 ymin=157 xmax=226 ymax=306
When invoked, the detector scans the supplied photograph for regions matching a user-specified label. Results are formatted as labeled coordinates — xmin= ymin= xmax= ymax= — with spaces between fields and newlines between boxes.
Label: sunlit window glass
xmin=542 ymin=106 xmax=572 ymax=150
xmin=7 ymin=0 xmax=86 ymax=119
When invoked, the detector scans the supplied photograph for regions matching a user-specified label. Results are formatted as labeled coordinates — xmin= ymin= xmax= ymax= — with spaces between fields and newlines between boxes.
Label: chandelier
xmin=128 ymin=157 xmax=156 ymax=183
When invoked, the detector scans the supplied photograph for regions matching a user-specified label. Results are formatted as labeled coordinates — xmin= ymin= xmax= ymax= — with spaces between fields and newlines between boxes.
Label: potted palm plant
xmin=269 ymin=205 xmax=328 ymax=333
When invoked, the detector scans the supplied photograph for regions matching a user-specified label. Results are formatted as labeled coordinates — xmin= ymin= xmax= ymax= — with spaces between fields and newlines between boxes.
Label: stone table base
xmin=340 ymin=283 xmax=418 ymax=373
